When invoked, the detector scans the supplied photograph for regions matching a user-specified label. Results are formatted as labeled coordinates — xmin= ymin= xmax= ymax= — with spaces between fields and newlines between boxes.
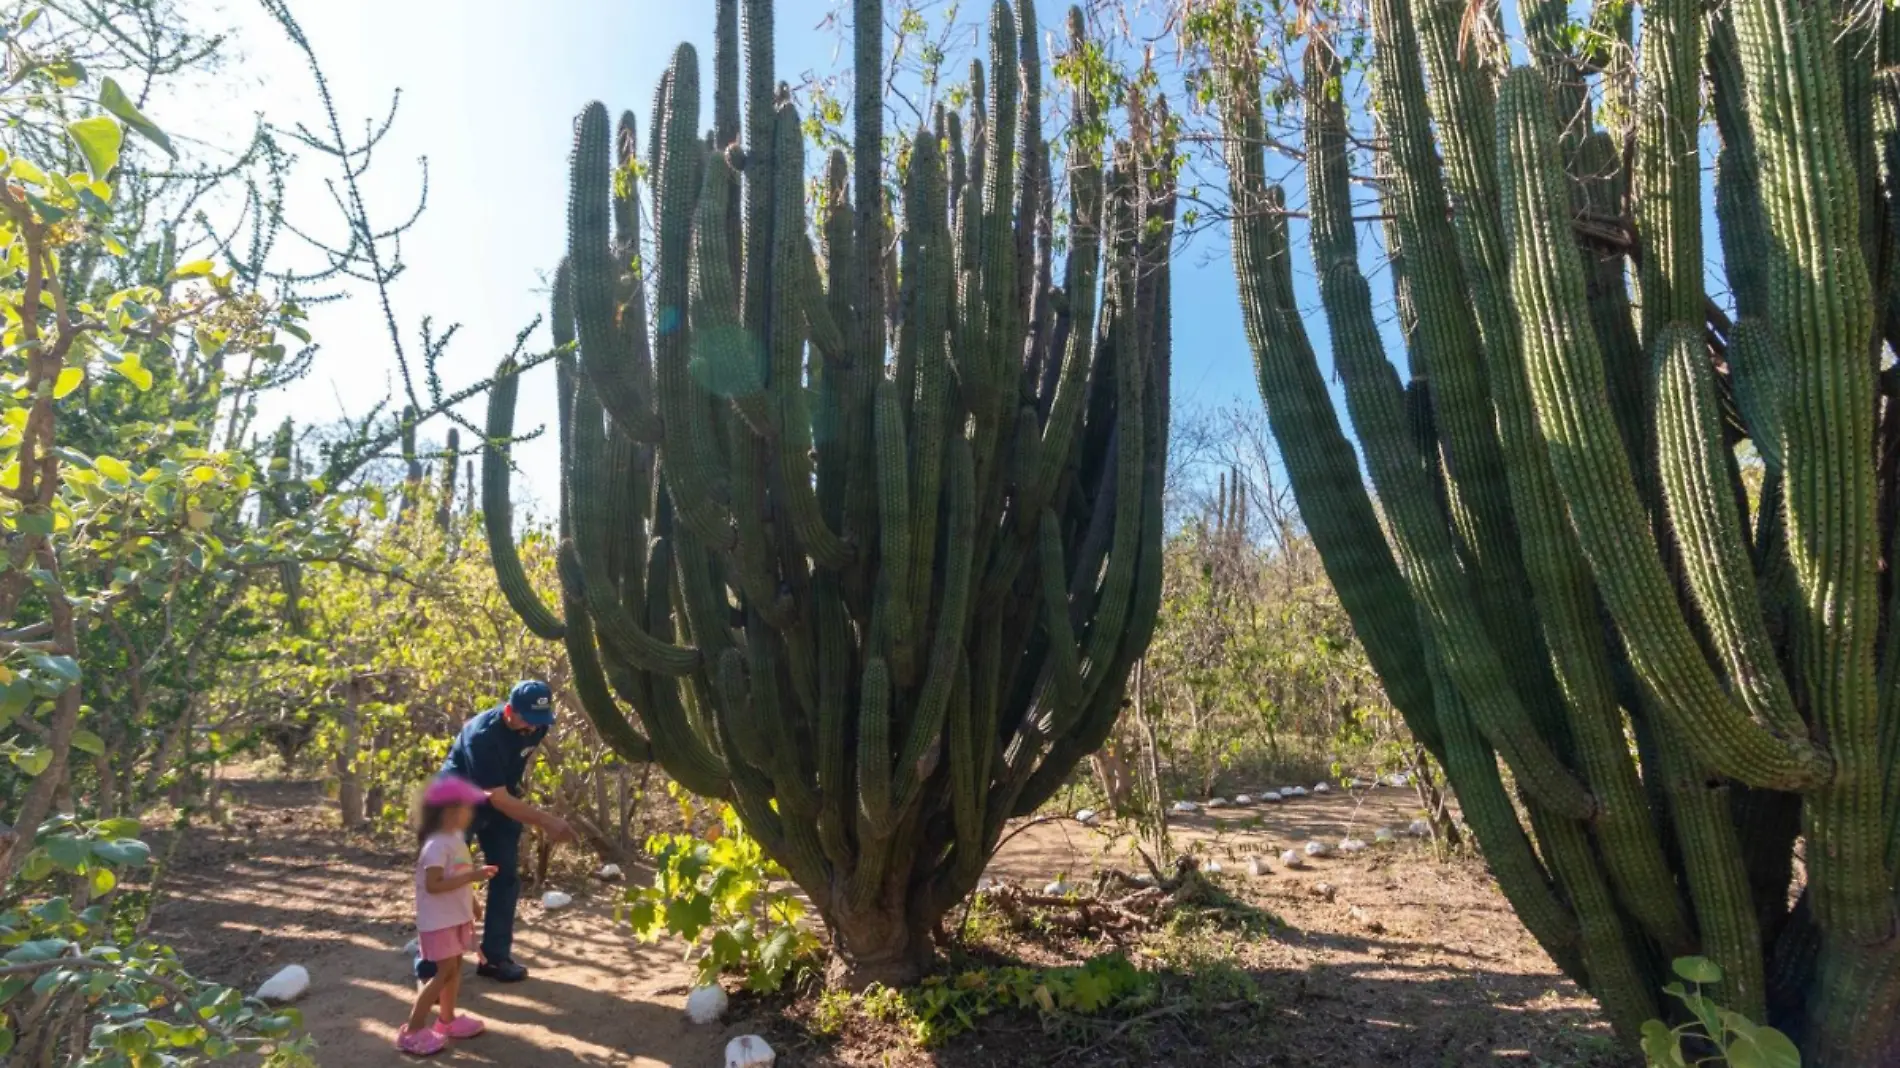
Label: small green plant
xmin=1639 ymin=957 xmax=1799 ymax=1068
xmin=622 ymin=794 xmax=822 ymax=992
xmin=817 ymin=952 xmax=1157 ymax=1047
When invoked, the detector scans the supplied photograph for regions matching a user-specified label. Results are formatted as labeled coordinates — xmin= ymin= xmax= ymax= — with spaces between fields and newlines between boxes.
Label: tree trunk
xmin=337 ymin=679 xmax=365 ymax=831
xmin=822 ymin=897 xmax=938 ymax=991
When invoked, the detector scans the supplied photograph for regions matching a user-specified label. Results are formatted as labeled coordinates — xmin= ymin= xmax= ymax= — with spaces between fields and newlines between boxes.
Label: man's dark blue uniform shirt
xmin=442 ymin=705 xmax=547 ymax=803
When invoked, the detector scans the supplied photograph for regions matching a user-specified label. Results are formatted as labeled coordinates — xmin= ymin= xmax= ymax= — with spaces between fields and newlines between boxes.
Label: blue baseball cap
xmin=507 ymin=680 xmax=555 ymax=726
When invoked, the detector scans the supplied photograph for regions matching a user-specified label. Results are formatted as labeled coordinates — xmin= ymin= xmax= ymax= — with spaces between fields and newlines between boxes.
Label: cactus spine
xmin=485 ymin=0 xmax=1172 ymax=986
xmin=1212 ymin=0 xmax=1900 ymax=1057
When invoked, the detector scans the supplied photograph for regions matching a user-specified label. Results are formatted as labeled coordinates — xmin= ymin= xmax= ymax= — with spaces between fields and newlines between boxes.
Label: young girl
xmin=399 ymin=774 xmax=498 ymax=1055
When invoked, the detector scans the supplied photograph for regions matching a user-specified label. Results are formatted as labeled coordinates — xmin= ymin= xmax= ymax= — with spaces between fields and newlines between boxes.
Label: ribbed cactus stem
xmin=1496 ymin=68 xmax=1830 ymax=791
xmin=482 ymin=359 xmax=565 ymax=641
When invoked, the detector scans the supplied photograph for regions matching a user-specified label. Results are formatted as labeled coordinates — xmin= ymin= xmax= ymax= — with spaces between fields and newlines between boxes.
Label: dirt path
xmin=146 ymin=777 xmax=1617 ymax=1066
xmin=146 ymin=778 xmax=730 ymax=1066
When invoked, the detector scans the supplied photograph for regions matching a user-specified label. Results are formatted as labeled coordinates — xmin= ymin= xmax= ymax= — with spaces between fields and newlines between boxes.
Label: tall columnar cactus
xmin=484 ymin=0 xmax=1172 ymax=984
xmin=1212 ymin=0 xmax=1900 ymax=1058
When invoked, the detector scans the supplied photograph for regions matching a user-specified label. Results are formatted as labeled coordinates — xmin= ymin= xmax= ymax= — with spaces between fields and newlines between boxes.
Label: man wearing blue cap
xmin=438 ymin=680 xmax=575 ymax=983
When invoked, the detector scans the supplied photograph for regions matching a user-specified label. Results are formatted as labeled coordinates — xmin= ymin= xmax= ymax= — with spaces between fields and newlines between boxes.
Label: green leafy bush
xmin=0 ymin=816 xmax=314 ymax=1064
xmin=622 ymin=793 xmax=822 ymax=992
xmin=811 ymin=952 xmax=1157 ymax=1047
xmin=1641 ymin=957 xmax=1799 ymax=1068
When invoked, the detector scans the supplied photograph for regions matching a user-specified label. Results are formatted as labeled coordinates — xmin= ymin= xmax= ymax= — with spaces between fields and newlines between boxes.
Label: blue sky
xmin=188 ymin=0 xmax=1301 ymax=513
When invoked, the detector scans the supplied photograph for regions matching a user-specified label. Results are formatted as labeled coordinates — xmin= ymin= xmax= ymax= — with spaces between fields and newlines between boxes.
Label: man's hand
xmin=541 ymin=815 xmax=577 ymax=845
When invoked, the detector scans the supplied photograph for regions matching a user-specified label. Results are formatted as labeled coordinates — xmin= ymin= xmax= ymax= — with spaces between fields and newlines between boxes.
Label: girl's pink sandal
xmin=396 ymin=1025 xmax=446 ymax=1056
xmin=434 ymin=1014 xmax=485 ymax=1039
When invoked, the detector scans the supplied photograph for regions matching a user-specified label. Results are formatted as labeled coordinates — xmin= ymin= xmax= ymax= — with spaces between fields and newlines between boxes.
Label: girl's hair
xmin=416 ymin=799 xmax=454 ymax=847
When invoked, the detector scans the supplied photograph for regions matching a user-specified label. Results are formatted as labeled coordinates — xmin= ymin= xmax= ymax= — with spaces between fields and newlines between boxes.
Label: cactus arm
xmin=555 ymin=540 xmax=727 ymax=796
xmin=856 ymin=655 xmax=895 ymax=834
xmin=688 ymin=149 xmax=769 ymax=433
xmin=894 ymin=437 xmax=977 ymax=809
xmin=571 ymin=103 xmax=661 ymax=443
xmin=480 ymin=358 xmax=566 ymax=640
xmin=1286 ymin=46 xmax=1591 ymax=818
xmin=874 ymin=380 xmax=917 ymax=683
xmin=1650 ymin=712 xmax=1769 ymax=1022
xmin=1655 ymin=324 xmax=1807 ymax=740
xmin=1496 ymin=68 xmax=1831 ymax=792
xmin=568 ymin=379 xmax=700 ymax=676
xmin=1213 ymin=40 xmax=1439 ymax=756
xmin=559 ymin=597 xmax=654 ymax=767
xmin=765 ymin=102 xmax=853 ymax=570
xmin=1427 ymin=638 xmax=1586 ymax=978
xmin=1730 ymin=0 xmax=1886 ymax=941
xmin=1037 ymin=509 xmax=1084 ymax=711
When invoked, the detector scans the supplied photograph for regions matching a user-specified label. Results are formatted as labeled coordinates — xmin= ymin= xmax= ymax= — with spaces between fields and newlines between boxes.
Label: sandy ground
xmin=144 ymin=775 xmax=1616 ymax=1067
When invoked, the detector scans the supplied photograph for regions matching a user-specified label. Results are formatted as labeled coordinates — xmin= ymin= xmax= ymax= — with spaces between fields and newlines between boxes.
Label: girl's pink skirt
xmin=418 ymin=922 xmax=474 ymax=962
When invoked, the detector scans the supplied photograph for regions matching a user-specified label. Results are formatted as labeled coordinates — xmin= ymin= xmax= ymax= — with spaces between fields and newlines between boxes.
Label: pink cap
xmin=423 ymin=774 xmax=489 ymax=807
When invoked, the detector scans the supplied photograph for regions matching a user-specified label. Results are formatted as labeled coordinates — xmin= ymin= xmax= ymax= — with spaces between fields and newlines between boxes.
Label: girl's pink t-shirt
xmin=415 ymin=831 xmax=477 ymax=933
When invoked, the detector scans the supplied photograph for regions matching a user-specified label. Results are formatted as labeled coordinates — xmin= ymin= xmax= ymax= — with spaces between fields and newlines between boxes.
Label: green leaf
xmin=1672 ymin=956 xmax=1724 ymax=985
xmin=52 ymin=367 xmax=83 ymax=399
xmin=69 ymin=729 xmax=104 ymax=756
xmin=90 ymin=839 xmax=150 ymax=867
xmin=88 ymin=866 xmax=116 ymax=895
xmin=14 ymin=511 xmax=53 ymax=537
xmin=97 ymin=78 xmax=175 ymax=158
xmin=94 ymin=455 xmax=131 ymax=482
xmin=112 ymin=354 xmax=152 ymax=391
xmin=46 ymin=834 xmax=90 ymax=871
xmin=663 ymin=894 xmax=714 ymax=940
xmin=0 ymin=1024 xmax=12 ymax=1056
xmin=1726 ymin=1024 xmax=1801 ymax=1068
xmin=12 ymin=747 xmax=52 ymax=776
xmin=170 ymin=260 xmax=215 ymax=279
xmin=67 ymin=116 xmax=122 ymax=179
xmin=3 ymin=939 xmax=69 ymax=964
xmin=94 ymin=817 xmax=141 ymax=839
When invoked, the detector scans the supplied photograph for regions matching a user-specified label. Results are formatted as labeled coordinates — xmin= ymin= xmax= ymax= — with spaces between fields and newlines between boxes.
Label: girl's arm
xmin=423 ymin=864 xmax=492 ymax=894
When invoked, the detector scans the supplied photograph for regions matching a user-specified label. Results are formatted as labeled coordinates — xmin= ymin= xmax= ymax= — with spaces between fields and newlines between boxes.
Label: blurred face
xmin=501 ymin=706 xmax=539 ymax=734
xmin=441 ymin=801 xmax=475 ymax=834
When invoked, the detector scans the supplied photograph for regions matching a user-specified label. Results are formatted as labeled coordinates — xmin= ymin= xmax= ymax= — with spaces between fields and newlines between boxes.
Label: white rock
xmin=1170 ymin=800 xmax=1200 ymax=814
xmin=1313 ymin=782 xmax=1332 ymax=794
xmin=1234 ymin=794 xmax=1254 ymax=805
xmin=1383 ymin=773 xmax=1411 ymax=788
xmin=541 ymin=890 xmax=574 ymax=910
xmin=1286 ymin=786 xmax=1309 ymax=798
xmin=1247 ymin=856 xmax=1270 ymax=877
xmin=1043 ymin=877 xmax=1076 ymax=896
xmin=401 ymin=938 xmax=419 ymax=955
xmin=1074 ymin=808 xmax=1098 ymax=826
xmin=1131 ymin=873 xmax=1158 ymax=887
xmin=255 ymin=964 xmax=309 ymax=1004
xmin=1344 ymin=777 xmax=1363 ymax=789
xmin=1374 ymin=826 xmax=1397 ymax=844
xmin=1406 ymin=818 xmax=1432 ymax=838
xmin=597 ymin=863 xmax=623 ymax=879
xmin=686 ymin=984 xmax=729 ymax=1024
xmin=1303 ymin=839 xmax=1332 ymax=857
xmin=725 ymin=1034 xmax=777 ymax=1068
xmin=1263 ymin=791 xmax=1283 ymax=802
xmin=1338 ymin=838 xmax=1368 ymax=854
xmin=1204 ymin=860 xmax=1224 ymax=874
xmin=1206 ymin=797 xmax=1230 ymax=809
xmin=1279 ymin=849 xmax=1306 ymax=870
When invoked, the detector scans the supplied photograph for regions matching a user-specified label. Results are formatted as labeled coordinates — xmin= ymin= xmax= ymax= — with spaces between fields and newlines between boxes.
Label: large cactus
xmin=484 ymin=0 xmax=1172 ymax=985
xmin=1210 ymin=0 xmax=1900 ymax=1059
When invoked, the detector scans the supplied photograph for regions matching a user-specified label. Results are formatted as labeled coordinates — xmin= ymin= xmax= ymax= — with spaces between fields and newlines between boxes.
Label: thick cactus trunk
xmin=1206 ymin=0 xmax=1900 ymax=1057
xmin=484 ymin=0 xmax=1172 ymax=988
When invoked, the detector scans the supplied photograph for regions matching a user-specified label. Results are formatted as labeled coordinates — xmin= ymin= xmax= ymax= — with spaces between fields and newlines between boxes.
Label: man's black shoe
xmin=476 ymin=959 xmax=529 ymax=982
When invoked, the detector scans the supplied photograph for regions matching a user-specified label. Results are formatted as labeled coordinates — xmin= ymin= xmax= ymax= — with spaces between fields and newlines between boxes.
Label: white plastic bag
xmin=541 ymin=890 xmax=574 ymax=910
